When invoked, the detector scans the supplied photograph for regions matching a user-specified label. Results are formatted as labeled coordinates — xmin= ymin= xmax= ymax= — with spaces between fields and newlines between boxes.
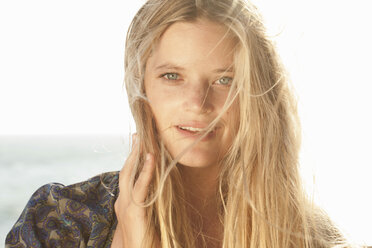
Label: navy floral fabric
xmin=5 ymin=171 xmax=119 ymax=248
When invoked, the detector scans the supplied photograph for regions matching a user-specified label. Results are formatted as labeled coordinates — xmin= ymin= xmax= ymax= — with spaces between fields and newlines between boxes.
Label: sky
xmin=0 ymin=0 xmax=371 ymax=245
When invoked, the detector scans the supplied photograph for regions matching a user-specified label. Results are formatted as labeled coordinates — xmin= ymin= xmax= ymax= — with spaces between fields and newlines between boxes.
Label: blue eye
xmin=217 ymin=77 xmax=232 ymax=85
xmin=162 ymin=73 xmax=179 ymax=80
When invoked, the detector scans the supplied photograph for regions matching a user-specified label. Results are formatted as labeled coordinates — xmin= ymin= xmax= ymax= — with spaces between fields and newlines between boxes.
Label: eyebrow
xmin=212 ymin=67 xmax=234 ymax=73
xmin=154 ymin=62 xmax=234 ymax=73
xmin=154 ymin=63 xmax=186 ymax=71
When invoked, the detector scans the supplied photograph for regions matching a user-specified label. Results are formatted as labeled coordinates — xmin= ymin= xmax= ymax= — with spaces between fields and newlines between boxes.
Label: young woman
xmin=6 ymin=0 xmax=351 ymax=247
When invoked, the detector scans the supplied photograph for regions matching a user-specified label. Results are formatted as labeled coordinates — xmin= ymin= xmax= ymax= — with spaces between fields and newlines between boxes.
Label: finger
xmin=133 ymin=153 xmax=156 ymax=203
xmin=131 ymin=133 xmax=137 ymax=152
xmin=119 ymin=134 xmax=139 ymax=188
xmin=120 ymin=133 xmax=138 ymax=176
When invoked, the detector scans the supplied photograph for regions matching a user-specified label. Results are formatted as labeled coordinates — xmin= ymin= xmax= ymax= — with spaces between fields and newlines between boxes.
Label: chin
xmin=176 ymin=154 xmax=218 ymax=169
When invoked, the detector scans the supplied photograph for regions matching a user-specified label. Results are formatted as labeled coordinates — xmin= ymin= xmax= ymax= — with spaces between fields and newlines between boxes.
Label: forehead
xmin=147 ymin=19 xmax=236 ymax=70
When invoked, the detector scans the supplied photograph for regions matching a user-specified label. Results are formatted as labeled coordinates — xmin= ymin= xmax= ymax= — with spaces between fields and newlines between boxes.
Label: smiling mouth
xmin=176 ymin=125 xmax=218 ymax=140
xmin=177 ymin=126 xmax=204 ymax=132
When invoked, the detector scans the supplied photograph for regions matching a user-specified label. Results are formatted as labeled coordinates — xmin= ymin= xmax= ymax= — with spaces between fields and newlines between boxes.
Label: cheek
xmin=224 ymin=101 xmax=240 ymax=135
xmin=147 ymin=84 xmax=183 ymax=117
xmin=146 ymin=87 xmax=165 ymax=123
xmin=149 ymin=102 xmax=168 ymax=130
xmin=147 ymin=97 xmax=177 ymax=134
xmin=211 ymin=90 xmax=230 ymax=109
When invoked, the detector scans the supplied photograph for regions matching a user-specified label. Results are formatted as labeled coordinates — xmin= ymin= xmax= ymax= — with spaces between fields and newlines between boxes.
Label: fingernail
xmin=132 ymin=133 xmax=137 ymax=145
xmin=146 ymin=153 xmax=151 ymax=161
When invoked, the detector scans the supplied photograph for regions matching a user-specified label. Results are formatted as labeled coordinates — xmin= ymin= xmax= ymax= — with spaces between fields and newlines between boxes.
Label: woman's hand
xmin=111 ymin=134 xmax=159 ymax=248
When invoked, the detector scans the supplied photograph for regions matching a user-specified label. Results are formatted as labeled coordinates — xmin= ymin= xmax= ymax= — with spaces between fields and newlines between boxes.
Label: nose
xmin=182 ymin=81 xmax=213 ymax=114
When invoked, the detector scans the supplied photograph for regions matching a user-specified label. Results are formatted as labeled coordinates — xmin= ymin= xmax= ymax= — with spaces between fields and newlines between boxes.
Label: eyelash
xmin=216 ymin=77 xmax=233 ymax=86
xmin=161 ymin=73 xmax=179 ymax=81
xmin=160 ymin=73 xmax=233 ymax=86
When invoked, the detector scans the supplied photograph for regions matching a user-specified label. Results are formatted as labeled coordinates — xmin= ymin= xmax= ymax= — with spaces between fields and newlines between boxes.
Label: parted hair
xmin=123 ymin=0 xmax=349 ymax=247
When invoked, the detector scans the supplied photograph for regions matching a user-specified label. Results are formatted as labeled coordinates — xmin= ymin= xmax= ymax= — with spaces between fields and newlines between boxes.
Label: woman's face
xmin=144 ymin=19 xmax=238 ymax=169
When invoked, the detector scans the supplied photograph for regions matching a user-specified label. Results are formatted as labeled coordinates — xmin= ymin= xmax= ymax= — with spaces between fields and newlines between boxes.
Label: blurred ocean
xmin=0 ymin=135 xmax=130 ymax=245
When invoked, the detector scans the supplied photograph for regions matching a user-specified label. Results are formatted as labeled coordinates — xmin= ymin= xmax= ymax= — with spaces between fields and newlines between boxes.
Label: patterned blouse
xmin=5 ymin=171 xmax=120 ymax=248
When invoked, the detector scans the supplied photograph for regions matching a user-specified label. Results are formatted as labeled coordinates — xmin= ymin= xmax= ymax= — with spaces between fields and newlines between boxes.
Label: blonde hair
xmin=124 ymin=0 xmax=349 ymax=247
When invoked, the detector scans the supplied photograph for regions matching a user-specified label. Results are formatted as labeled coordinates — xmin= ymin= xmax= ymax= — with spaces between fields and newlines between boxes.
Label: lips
xmin=175 ymin=122 xmax=218 ymax=141
xmin=177 ymin=126 xmax=204 ymax=132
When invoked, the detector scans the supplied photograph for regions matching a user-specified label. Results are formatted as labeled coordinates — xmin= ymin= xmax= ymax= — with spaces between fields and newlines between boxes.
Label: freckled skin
xmin=144 ymin=19 xmax=239 ymax=170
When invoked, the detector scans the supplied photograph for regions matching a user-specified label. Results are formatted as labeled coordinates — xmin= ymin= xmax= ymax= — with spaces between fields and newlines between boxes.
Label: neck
xmin=178 ymin=164 xmax=223 ymax=248
xmin=178 ymin=164 xmax=219 ymax=203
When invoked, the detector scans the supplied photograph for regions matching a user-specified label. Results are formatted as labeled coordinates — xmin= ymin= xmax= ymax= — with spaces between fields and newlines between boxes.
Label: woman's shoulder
xmin=5 ymin=171 xmax=120 ymax=248
xmin=57 ymin=171 xmax=120 ymax=204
